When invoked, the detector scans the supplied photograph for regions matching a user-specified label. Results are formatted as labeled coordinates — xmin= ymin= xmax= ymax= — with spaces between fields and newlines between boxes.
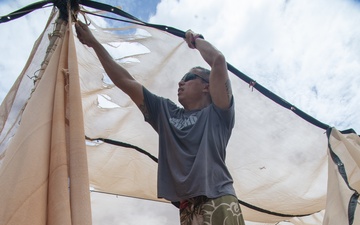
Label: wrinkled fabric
xmin=0 ymin=11 xmax=91 ymax=225
xmin=323 ymin=128 xmax=360 ymax=225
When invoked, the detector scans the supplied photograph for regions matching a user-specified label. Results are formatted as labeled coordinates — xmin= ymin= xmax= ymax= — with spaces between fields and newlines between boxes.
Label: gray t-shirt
xmin=143 ymin=87 xmax=236 ymax=202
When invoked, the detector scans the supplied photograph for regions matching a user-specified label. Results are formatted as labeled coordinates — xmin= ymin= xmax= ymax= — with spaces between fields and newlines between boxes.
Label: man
xmin=75 ymin=21 xmax=245 ymax=225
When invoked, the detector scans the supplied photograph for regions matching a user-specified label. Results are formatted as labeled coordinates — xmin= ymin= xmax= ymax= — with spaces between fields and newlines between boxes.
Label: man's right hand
xmin=75 ymin=21 xmax=97 ymax=48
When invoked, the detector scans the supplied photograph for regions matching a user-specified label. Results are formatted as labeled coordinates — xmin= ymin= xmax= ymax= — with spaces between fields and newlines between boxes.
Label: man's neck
xmin=183 ymin=99 xmax=211 ymax=111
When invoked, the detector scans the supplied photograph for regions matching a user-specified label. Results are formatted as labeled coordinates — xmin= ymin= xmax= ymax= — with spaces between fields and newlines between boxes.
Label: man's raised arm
xmin=75 ymin=21 xmax=144 ymax=107
xmin=185 ymin=30 xmax=232 ymax=110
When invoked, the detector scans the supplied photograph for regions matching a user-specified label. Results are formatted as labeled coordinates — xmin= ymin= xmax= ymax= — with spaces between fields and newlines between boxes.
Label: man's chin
xmin=178 ymin=97 xmax=184 ymax=106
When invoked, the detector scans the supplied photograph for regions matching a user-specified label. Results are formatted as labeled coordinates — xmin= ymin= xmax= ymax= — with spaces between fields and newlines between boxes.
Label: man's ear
xmin=202 ymin=83 xmax=210 ymax=93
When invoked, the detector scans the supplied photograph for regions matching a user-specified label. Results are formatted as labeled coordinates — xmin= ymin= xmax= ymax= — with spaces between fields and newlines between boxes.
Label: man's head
xmin=180 ymin=66 xmax=210 ymax=83
xmin=191 ymin=66 xmax=210 ymax=82
xmin=178 ymin=66 xmax=212 ymax=110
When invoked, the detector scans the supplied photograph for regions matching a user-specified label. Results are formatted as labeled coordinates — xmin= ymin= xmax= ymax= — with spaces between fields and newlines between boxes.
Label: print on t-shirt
xmin=169 ymin=114 xmax=198 ymax=130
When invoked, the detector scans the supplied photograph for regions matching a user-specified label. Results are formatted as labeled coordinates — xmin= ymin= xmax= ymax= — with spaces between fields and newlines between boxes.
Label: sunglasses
xmin=181 ymin=72 xmax=209 ymax=83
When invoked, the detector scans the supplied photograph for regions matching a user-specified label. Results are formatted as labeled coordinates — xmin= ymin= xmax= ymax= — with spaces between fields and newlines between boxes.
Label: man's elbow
xmin=212 ymin=52 xmax=226 ymax=68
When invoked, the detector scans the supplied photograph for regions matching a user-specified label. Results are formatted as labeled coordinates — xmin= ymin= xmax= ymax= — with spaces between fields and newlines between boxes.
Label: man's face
xmin=177 ymin=69 xmax=209 ymax=106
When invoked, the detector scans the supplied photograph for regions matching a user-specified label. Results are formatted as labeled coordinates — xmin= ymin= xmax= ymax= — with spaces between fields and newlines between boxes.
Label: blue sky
xmin=1 ymin=1 xmax=360 ymax=225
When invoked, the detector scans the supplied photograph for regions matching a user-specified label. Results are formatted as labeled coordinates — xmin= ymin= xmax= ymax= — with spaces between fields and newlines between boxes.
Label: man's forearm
xmin=75 ymin=21 xmax=144 ymax=106
xmin=185 ymin=30 xmax=231 ymax=109
xmin=194 ymin=38 xmax=225 ymax=68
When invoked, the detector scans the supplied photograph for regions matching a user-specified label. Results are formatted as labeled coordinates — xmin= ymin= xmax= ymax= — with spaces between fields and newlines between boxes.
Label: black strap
xmin=0 ymin=0 xmax=53 ymax=23
xmin=348 ymin=192 xmax=359 ymax=225
xmin=86 ymin=136 xmax=158 ymax=163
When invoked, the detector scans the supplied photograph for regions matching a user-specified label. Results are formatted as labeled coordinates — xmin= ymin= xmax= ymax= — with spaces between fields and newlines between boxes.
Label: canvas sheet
xmin=0 ymin=11 xmax=91 ymax=225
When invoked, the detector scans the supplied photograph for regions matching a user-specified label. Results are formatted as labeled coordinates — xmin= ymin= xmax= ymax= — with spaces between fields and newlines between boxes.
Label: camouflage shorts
xmin=180 ymin=195 xmax=245 ymax=225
